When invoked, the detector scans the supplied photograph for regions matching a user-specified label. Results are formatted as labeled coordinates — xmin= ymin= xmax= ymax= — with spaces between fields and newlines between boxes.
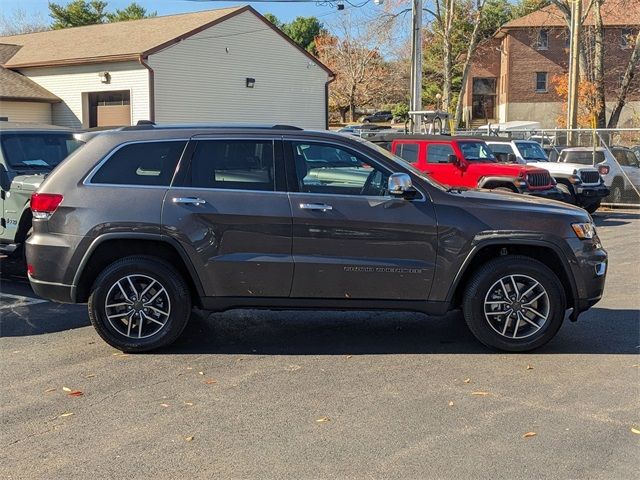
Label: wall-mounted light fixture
xmin=246 ymin=77 xmax=256 ymax=88
xmin=98 ymin=71 xmax=111 ymax=84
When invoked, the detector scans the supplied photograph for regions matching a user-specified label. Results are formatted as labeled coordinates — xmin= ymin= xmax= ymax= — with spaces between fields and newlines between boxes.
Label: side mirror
xmin=507 ymin=153 xmax=517 ymax=163
xmin=447 ymin=154 xmax=460 ymax=166
xmin=0 ymin=164 xmax=11 ymax=192
xmin=388 ymin=173 xmax=417 ymax=199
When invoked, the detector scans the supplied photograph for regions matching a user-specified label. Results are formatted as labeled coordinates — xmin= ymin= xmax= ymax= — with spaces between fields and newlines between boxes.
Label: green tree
xmin=281 ymin=16 xmax=325 ymax=54
xmin=106 ymin=2 xmax=156 ymax=22
xmin=264 ymin=13 xmax=283 ymax=29
xmin=49 ymin=0 xmax=108 ymax=29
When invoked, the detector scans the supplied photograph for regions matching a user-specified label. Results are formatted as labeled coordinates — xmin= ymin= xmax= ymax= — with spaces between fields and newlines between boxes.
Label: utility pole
xmin=567 ymin=0 xmax=581 ymax=145
xmin=410 ymin=0 xmax=423 ymax=132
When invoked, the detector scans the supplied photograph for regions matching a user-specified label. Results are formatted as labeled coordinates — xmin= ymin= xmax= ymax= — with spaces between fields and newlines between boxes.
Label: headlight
xmin=572 ymin=222 xmax=596 ymax=239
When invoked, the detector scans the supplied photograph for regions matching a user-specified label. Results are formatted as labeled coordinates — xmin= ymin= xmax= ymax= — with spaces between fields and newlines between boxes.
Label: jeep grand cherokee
xmin=26 ymin=125 xmax=607 ymax=352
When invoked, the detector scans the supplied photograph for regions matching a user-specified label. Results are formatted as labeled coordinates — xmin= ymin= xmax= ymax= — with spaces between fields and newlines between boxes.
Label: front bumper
xmin=565 ymin=235 xmax=607 ymax=320
xmin=524 ymin=186 xmax=565 ymax=201
xmin=574 ymin=184 xmax=610 ymax=205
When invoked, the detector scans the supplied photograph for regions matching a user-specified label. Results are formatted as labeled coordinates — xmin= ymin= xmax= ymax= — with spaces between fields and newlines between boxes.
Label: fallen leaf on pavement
xmin=184 ymin=402 xmax=194 ymax=406
xmin=471 ymin=391 xmax=490 ymax=396
xmin=316 ymin=417 xmax=330 ymax=423
xmin=58 ymin=412 xmax=74 ymax=418
xmin=68 ymin=390 xmax=83 ymax=397
xmin=523 ymin=432 xmax=537 ymax=438
xmin=62 ymin=387 xmax=72 ymax=392
xmin=346 ymin=355 xmax=353 ymax=359
xmin=464 ymin=378 xmax=471 ymax=383
xmin=631 ymin=427 xmax=640 ymax=435
xmin=160 ymin=403 xmax=170 ymax=408
xmin=185 ymin=436 xmax=194 ymax=442
xmin=84 ymin=374 xmax=96 ymax=378
xmin=198 ymin=371 xmax=204 ymax=375
xmin=186 ymin=367 xmax=193 ymax=370
xmin=204 ymin=379 xmax=217 ymax=385
xmin=448 ymin=401 xmax=454 ymax=407
xmin=526 ymin=365 xmax=534 ymax=370
xmin=112 ymin=352 xmax=128 ymax=357
xmin=44 ymin=388 xmax=56 ymax=393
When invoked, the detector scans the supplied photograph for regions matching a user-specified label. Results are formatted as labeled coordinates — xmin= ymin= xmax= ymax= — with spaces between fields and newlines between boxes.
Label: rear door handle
xmin=299 ymin=203 xmax=333 ymax=212
xmin=173 ymin=197 xmax=206 ymax=206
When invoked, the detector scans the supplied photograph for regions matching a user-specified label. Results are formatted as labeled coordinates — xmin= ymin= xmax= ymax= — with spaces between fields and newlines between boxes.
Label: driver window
xmin=291 ymin=141 xmax=390 ymax=196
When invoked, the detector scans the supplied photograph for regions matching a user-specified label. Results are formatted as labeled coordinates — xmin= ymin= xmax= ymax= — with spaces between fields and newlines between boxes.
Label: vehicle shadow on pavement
xmin=161 ymin=307 xmax=640 ymax=355
xmin=592 ymin=211 xmax=640 ymax=227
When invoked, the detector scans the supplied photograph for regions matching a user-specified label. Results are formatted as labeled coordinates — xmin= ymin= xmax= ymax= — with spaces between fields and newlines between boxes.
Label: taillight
xmin=598 ymin=165 xmax=610 ymax=175
xmin=31 ymin=193 xmax=63 ymax=219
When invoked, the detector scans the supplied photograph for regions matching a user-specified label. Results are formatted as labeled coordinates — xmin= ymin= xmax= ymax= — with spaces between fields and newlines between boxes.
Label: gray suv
xmin=26 ymin=125 xmax=607 ymax=352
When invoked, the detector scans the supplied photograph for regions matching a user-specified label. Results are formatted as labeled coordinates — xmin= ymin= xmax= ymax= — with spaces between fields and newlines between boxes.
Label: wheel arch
xmin=73 ymin=233 xmax=204 ymax=306
xmin=447 ymin=239 xmax=577 ymax=311
xmin=477 ymin=176 xmax=518 ymax=191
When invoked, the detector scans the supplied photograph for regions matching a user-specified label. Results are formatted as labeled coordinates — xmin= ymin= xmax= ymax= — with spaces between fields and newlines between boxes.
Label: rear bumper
xmin=28 ymin=276 xmax=76 ymax=303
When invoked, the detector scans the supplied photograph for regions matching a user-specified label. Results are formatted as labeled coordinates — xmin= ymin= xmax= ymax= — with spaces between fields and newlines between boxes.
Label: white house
xmin=0 ymin=6 xmax=334 ymax=129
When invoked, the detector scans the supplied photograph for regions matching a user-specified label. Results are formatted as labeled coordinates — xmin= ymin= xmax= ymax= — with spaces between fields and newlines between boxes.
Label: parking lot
xmin=1 ymin=210 xmax=639 ymax=480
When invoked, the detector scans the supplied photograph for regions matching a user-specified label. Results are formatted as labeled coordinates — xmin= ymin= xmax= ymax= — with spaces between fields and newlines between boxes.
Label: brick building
xmin=462 ymin=3 xmax=640 ymax=128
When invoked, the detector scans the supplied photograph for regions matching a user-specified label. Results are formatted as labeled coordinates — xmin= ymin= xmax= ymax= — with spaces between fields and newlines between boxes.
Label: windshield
xmin=515 ymin=141 xmax=548 ymax=161
xmin=459 ymin=141 xmax=496 ymax=162
xmin=560 ymin=150 xmax=605 ymax=165
xmin=355 ymin=137 xmax=448 ymax=191
xmin=0 ymin=133 xmax=84 ymax=170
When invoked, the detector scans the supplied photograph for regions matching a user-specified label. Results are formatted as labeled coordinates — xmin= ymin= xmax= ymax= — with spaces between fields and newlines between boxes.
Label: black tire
xmin=462 ymin=255 xmax=566 ymax=352
xmin=88 ymin=255 xmax=192 ymax=352
xmin=556 ymin=183 xmax=576 ymax=204
xmin=584 ymin=200 xmax=601 ymax=214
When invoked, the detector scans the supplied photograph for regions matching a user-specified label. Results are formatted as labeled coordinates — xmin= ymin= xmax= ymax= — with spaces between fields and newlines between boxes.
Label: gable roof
xmin=503 ymin=2 xmax=640 ymax=29
xmin=0 ymin=66 xmax=60 ymax=102
xmin=0 ymin=5 xmax=333 ymax=76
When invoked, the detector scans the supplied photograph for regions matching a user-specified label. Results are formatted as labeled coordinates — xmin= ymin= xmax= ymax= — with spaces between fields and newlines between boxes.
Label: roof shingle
xmin=0 ymin=66 xmax=60 ymax=102
xmin=503 ymin=2 xmax=640 ymax=29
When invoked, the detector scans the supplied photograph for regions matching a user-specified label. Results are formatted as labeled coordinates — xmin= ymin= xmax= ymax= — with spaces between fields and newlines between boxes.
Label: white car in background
xmin=559 ymin=147 xmax=640 ymax=204
xmin=485 ymin=139 xmax=608 ymax=213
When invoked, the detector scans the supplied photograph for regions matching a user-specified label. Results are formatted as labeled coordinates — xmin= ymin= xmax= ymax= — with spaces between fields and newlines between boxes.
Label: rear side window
xmin=427 ymin=144 xmax=455 ymax=163
xmin=183 ymin=140 xmax=275 ymax=191
xmin=91 ymin=141 xmax=185 ymax=186
xmin=396 ymin=143 xmax=419 ymax=163
xmin=488 ymin=143 xmax=514 ymax=155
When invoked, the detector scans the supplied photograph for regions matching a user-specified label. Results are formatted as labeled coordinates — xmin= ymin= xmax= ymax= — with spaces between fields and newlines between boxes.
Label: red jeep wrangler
xmin=369 ymin=134 xmax=562 ymax=199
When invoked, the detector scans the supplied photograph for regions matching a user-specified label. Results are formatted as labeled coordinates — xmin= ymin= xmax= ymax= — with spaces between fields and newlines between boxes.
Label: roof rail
xmin=120 ymin=123 xmax=304 ymax=131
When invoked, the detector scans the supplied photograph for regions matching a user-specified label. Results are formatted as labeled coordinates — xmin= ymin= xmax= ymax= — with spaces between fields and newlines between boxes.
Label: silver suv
xmin=26 ymin=125 xmax=607 ymax=353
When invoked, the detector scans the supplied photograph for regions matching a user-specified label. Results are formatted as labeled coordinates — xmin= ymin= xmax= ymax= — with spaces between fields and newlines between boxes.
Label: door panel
xmin=286 ymin=140 xmax=437 ymax=300
xmin=162 ymin=138 xmax=293 ymax=298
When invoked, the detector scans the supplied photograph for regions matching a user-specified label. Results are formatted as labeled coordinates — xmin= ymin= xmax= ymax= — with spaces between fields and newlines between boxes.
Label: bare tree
xmin=454 ymin=0 xmax=488 ymax=127
xmin=0 ymin=8 xmax=49 ymax=36
xmin=607 ymin=29 xmax=640 ymax=128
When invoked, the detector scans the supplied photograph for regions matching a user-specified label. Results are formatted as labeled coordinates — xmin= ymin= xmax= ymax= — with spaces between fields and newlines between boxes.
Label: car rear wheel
xmin=88 ymin=256 xmax=191 ymax=352
xmin=462 ymin=255 xmax=566 ymax=351
xmin=610 ymin=180 xmax=624 ymax=203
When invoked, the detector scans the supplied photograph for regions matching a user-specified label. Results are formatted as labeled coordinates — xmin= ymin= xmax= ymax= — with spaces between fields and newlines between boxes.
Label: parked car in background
xmin=559 ymin=147 xmax=640 ymax=204
xmin=0 ymin=122 xmax=83 ymax=257
xmin=544 ymin=144 xmax=568 ymax=162
xmin=360 ymin=111 xmax=394 ymax=123
xmin=369 ymin=134 xmax=563 ymax=200
xmin=338 ymin=124 xmax=395 ymax=139
xmin=485 ymin=138 xmax=608 ymax=213
xmin=26 ymin=124 xmax=606 ymax=353
xmin=632 ymin=145 xmax=640 ymax=161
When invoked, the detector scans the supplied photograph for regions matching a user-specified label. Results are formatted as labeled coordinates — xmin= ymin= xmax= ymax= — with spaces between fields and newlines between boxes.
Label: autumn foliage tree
xmin=551 ymin=73 xmax=598 ymax=127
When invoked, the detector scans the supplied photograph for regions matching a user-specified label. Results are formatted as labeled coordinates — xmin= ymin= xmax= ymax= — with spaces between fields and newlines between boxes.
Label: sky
xmin=1 ymin=0 xmax=381 ymax=25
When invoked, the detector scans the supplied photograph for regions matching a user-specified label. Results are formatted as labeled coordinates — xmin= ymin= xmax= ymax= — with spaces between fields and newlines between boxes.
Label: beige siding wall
xmin=0 ymin=101 xmax=52 ymax=123
xmin=505 ymin=101 xmax=640 ymax=128
xmin=149 ymin=11 xmax=329 ymax=129
xmin=18 ymin=62 xmax=149 ymax=128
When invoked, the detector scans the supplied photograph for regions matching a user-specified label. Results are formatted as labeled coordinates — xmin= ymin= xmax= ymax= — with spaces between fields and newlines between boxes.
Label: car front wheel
xmin=88 ymin=256 xmax=192 ymax=352
xmin=462 ymin=255 xmax=566 ymax=351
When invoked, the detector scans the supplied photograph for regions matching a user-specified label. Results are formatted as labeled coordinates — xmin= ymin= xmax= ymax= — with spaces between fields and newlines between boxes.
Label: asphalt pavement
xmin=1 ymin=211 xmax=639 ymax=479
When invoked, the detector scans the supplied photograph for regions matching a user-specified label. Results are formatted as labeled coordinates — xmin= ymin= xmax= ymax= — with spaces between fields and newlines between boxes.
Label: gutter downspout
xmin=325 ymin=75 xmax=336 ymax=130
xmin=139 ymin=55 xmax=155 ymax=123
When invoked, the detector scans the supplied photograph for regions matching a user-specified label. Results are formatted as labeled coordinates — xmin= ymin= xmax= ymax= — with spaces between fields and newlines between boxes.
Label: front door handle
xmin=173 ymin=197 xmax=206 ymax=206
xmin=299 ymin=203 xmax=333 ymax=212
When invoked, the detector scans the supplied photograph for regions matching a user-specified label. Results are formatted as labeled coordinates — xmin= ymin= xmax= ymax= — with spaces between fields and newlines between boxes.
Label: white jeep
xmin=485 ymin=139 xmax=609 ymax=214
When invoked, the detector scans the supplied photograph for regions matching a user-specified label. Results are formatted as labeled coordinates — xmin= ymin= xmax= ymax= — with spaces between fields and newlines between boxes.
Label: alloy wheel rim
xmin=483 ymin=274 xmax=550 ymax=340
xmin=104 ymin=274 xmax=171 ymax=339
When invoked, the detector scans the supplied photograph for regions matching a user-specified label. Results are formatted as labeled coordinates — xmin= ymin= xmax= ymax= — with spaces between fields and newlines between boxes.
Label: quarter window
xmin=621 ymin=28 xmax=633 ymax=48
xmin=183 ymin=140 xmax=275 ymax=191
xmin=291 ymin=142 xmax=390 ymax=196
xmin=426 ymin=144 xmax=455 ymax=163
xmin=536 ymin=72 xmax=548 ymax=92
xmin=91 ymin=141 xmax=185 ymax=186
xmin=396 ymin=143 xmax=419 ymax=163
